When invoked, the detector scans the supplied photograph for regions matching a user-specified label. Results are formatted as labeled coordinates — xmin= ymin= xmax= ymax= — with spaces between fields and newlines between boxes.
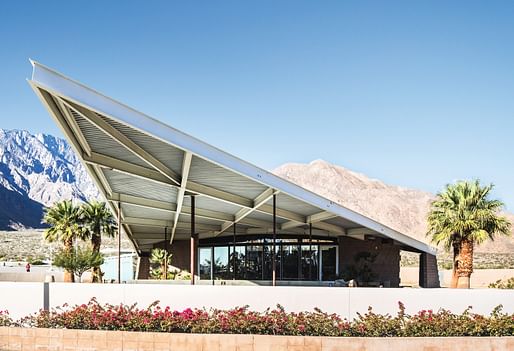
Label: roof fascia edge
xmin=29 ymin=61 xmax=436 ymax=255
xmin=27 ymin=78 xmax=140 ymax=254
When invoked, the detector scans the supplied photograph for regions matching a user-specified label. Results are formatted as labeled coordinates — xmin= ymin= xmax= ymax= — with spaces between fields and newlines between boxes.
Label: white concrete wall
xmin=0 ymin=283 xmax=513 ymax=321
xmin=0 ymin=282 xmax=44 ymax=320
xmin=0 ymin=265 xmax=64 ymax=282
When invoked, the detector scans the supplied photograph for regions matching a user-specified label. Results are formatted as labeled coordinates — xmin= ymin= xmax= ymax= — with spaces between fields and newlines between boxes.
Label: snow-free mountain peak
xmin=0 ymin=129 xmax=99 ymax=229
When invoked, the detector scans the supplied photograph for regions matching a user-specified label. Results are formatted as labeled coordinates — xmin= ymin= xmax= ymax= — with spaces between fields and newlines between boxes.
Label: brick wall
xmin=338 ymin=236 xmax=400 ymax=287
xmin=136 ymin=256 xmax=150 ymax=280
xmin=152 ymin=239 xmax=191 ymax=272
xmin=419 ymin=253 xmax=440 ymax=288
xmin=2 ymin=327 xmax=512 ymax=350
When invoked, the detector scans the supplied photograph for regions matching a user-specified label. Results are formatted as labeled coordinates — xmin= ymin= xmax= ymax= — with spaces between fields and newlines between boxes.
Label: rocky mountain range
xmin=0 ymin=129 xmax=512 ymax=253
xmin=0 ymin=129 xmax=99 ymax=229
xmin=274 ymin=160 xmax=514 ymax=253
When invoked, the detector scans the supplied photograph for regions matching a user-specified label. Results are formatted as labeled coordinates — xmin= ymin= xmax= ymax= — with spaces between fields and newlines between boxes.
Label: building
xmin=29 ymin=61 xmax=439 ymax=288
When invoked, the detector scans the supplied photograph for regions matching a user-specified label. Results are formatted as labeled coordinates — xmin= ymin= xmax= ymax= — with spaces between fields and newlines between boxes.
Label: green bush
xmin=9 ymin=300 xmax=513 ymax=337
xmin=27 ymin=256 xmax=47 ymax=265
xmin=489 ymin=277 xmax=514 ymax=289
xmin=0 ymin=310 xmax=12 ymax=327
xmin=53 ymin=247 xmax=104 ymax=282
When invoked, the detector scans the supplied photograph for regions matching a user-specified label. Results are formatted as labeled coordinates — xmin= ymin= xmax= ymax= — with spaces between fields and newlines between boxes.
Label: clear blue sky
xmin=1 ymin=1 xmax=513 ymax=210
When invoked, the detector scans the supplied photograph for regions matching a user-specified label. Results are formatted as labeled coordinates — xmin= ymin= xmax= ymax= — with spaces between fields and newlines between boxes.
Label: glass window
xmin=301 ymin=245 xmax=318 ymax=280
xmin=321 ymin=246 xmax=337 ymax=281
xmin=213 ymin=246 xmax=230 ymax=280
xmin=282 ymin=245 xmax=299 ymax=280
xmin=229 ymin=245 xmax=246 ymax=279
xmin=200 ymin=240 xmax=338 ymax=282
xmin=199 ymin=247 xmax=212 ymax=280
xmin=245 ymin=245 xmax=263 ymax=280
xmin=262 ymin=244 xmax=281 ymax=280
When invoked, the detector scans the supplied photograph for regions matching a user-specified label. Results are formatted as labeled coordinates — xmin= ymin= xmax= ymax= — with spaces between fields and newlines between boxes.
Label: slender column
xmin=117 ymin=201 xmax=122 ymax=284
xmin=164 ymin=226 xmax=168 ymax=280
xmin=272 ymin=194 xmax=276 ymax=286
xmin=190 ymin=196 xmax=196 ymax=285
xmin=309 ymin=223 xmax=313 ymax=281
xmin=233 ymin=223 xmax=237 ymax=280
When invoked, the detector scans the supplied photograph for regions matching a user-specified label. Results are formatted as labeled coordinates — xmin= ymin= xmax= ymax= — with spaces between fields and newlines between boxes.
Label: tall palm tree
xmin=43 ymin=200 xmax=82 ymax=282
xmin=427 ymin=180 xmax=511 ymax=288
xmin=80 ymin=201 xmax=117 ymax=283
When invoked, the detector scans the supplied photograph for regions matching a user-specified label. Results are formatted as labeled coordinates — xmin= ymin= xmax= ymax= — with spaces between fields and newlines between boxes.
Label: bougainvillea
xmin=0 ymin=310 xmax=12 ymax=327
xmin=3 ymin=299 xmax=514 ymax=337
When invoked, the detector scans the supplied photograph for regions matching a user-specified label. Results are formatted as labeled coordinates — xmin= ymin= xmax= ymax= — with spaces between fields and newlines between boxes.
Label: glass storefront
xmin=199 ymin=247 xmax=212 ymax=280
xmin=198 ymin=237 xmax=337 ymax=281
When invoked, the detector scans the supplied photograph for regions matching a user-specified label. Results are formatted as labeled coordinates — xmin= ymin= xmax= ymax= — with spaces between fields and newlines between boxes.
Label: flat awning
xmin=29 ymin=61 xmax=436 ymax=256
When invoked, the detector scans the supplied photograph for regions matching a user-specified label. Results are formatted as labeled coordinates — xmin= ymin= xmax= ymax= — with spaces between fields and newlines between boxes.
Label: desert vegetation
xmin=0 ymin=230 xmax=132 ymax=262
xmin=426 ymin=180 xmax=511 ymax=288
xmin=488 ymin=277 xmax=514 ymax=289
xmin=0 ymin=299 xmax=513 ymax=337
xmin=400 ymin=251 xmax=514 ymax=270
xmin=41 ymin=200 xmax=119 ymax=282
xmin=52 ymin=246 xmax=104 ymax=283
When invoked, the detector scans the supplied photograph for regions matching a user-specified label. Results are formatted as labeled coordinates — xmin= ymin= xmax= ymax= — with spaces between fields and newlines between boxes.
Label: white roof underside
xmin=28 ymin=61 xmax=436 ymax=255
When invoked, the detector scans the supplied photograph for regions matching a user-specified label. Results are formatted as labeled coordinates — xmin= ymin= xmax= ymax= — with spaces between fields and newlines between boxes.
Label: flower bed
xmin=2 ymin=299 xmax=514 ymax=337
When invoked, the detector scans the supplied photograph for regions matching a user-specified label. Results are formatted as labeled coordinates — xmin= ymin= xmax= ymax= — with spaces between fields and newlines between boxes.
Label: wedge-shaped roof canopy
xmin=28 ymin=61 xmax=436 ymax=255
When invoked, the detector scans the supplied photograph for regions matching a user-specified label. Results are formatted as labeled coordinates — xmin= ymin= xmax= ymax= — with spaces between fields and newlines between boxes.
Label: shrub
xmin=0 ymin=310 xmax=13 ymax=327
xmin=15 ymin=299 xmax=514 ymax=337
xmin=150 ymin=248 xmax=172 ymax=280
xmin=488 ymin=277 xmax=514 ymax=289
xmin=53 ymin=246 xmax=104 ymax=282
xmin=27 ymin=256 xmax=47 ymax=265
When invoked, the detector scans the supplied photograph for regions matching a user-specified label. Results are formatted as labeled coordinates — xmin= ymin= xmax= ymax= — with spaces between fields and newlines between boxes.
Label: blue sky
xmin=0 ymin=1 xmax=513 ymax=210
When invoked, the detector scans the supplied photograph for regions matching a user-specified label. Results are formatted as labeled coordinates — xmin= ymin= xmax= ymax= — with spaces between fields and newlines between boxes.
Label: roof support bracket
xmin=217 ymin=188 xmax=278 ymax=236
xmin=170 ymin=151 xmax=193 ymax=243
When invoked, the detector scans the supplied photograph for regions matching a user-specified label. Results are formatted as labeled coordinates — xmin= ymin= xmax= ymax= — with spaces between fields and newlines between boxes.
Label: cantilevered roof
xmin=28 ymin=61 xmax=436 ymax=255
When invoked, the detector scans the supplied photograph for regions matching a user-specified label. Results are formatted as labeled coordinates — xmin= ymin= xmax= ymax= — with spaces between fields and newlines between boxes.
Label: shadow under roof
xmin=28 ymin=61 xmax=436 ymax=256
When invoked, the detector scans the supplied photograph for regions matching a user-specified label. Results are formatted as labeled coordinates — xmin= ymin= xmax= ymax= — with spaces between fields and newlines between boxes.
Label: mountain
xmin=274 ymin=160 xmax=514 ymax=253
xmin=0 ymin=129 xmax=99 ymax=230
xmin=1 ymin=129 xmax=512 ymax=253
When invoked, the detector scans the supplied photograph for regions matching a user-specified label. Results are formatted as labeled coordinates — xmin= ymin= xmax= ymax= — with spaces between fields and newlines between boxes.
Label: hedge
xmin=1 ymin=299 xmax=513 ymax=337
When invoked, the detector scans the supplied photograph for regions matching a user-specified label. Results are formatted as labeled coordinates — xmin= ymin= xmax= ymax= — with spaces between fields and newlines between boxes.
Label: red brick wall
xmin=338 ymin=236 xmax=401 ymax=287
xmin=153 ymin=240 xmax=191 ymax=272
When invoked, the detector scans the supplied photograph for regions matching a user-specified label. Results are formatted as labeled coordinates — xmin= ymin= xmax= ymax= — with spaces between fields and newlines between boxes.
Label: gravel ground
xmin=401 ymin=251 xmax=514 ymax=269
xmin=0 ymin=230 xmax=134 ymax=262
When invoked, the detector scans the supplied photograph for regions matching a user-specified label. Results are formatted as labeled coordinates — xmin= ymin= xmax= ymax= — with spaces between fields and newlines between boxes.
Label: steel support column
xmin=117 ymin=201 xmax=122 ymax=284
xmin=272 ymin=194 xmax=276 ymax=286
xmin=309 ymin=223 xmax=313 ymax=280
xmin=164 ymin=226 xmax=168 ymax=280
xmin=233 ymin=223 xmax=236 ymax=280
xmin=190 ymin=196 xmax=196 ymax=285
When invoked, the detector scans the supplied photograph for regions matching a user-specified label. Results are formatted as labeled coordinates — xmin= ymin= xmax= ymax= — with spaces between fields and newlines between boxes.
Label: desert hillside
xmin=274 ymin=160 xmax=514 ymax=254
xmin=0 ymin=129 xmax=99 ymax=230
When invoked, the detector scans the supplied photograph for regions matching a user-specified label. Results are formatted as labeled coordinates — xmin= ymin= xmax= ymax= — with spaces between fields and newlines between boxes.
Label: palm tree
xmin=80 ymin=201 xmax=117 ymax=283
xmin=427 ymin=180 xmax=511 ymax=288
xmin=43 ymin=200 xmax=82 ymax=282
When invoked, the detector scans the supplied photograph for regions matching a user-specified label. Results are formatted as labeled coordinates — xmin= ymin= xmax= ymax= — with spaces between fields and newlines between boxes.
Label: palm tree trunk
xmin=451 ymin=241 xmax=460 ymax=288
xmin=456 ymin=238 xmax=474 ymax=289
xmin=91 ymin=234 xmax=102 ymax=283
xmin=63 ymin=237 xmax=75 ymax=283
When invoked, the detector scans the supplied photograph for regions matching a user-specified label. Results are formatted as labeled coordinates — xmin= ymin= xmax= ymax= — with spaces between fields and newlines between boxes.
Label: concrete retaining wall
xmin=1 ymin=282 xmax=514 ymax=321
xmin=1 ymin=327 xmax=513 ymax=351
